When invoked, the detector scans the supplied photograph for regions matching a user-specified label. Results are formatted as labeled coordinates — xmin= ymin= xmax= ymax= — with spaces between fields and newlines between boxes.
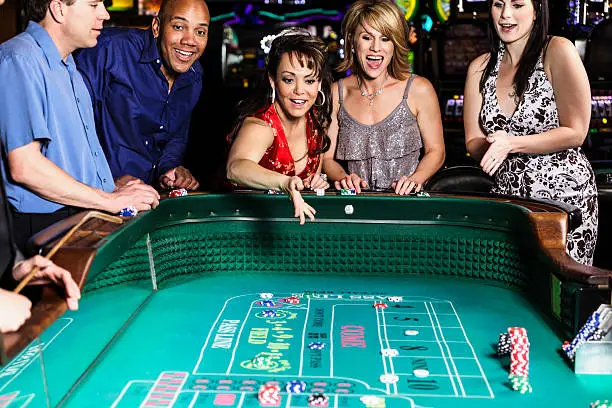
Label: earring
xmin=271 ymin=87 xmax=275 ymax=104
xmin=314 ymin=90 xmax=325 ymax=107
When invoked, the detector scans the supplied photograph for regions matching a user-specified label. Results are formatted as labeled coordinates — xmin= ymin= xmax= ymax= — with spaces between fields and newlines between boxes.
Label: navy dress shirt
xmin=75 ymin=28 xmax=203 ymax=185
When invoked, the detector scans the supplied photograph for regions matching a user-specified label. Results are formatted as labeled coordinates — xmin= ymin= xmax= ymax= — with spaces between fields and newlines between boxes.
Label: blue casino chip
xmin=119 ymin=206 xmax=138 ymax=217
xmin=262 ymin=300 xmax=276 ymax=307
xmin=262 ymin=310 xmax=277 ymax=317
xmin=308 ymin=341 xmax=326 ymax=350
xmin=285 ymin=380 xmax=307 ymax=394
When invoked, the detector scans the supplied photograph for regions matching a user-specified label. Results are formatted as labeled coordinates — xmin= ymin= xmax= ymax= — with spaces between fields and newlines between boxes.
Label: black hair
xmin=228 ymin=29 xmax=332 ymax=154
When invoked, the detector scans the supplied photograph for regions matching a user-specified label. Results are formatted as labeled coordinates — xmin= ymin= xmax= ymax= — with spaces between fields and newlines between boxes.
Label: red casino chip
xmin=508 ymin=327 xmax=530 ymax=376
xmin=258 ymin=384 xmax=281 ymax=406
xmin=283 ymin=296 xmax=300 ymax=305
xmin=169 ymin=188 xmax=188 ymax=198
xmin=373 ymin=302 xmax=388 ymax=309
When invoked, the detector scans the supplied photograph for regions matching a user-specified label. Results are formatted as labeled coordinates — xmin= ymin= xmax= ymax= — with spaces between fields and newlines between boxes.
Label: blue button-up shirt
xmin=0 ymin=22 xmax=115 ymax=214
xmin=75 ymin=28 xmax=203 ymax=185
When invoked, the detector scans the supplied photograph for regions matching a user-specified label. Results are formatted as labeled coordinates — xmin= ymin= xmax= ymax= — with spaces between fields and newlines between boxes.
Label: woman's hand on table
xmin=0 ymin=289 xmax=31 ymax=333
xmin=392 ymin=175 xmax=423 ymax=195
xmin=333 ymin=173 xmax=367 ymax=193
xmin=481 ymin=130 xmax=513 ymax=176
xmin=282 ymin=176 xmax=316 ymax=225
xmin=304 ymin=173 xmax=329 ymax=191
xmin=12 ymin=255 xmax=81 ymax=311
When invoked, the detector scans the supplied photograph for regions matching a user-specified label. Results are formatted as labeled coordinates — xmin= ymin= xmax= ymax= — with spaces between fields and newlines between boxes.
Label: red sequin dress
xmin=255 ymin=104 xmax=321 ymax=180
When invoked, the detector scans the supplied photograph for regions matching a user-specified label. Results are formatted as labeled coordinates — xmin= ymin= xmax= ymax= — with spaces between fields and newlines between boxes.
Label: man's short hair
xmin=26 ymin=0 xmax=77 ymax=23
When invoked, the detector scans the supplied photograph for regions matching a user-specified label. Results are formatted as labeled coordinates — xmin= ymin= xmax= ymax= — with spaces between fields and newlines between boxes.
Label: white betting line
xmin=193 ymin=294 xmax=254 ymax=374
xmin=186 ymin=391 xmax=199 ymax=408
xmin=374 ymin=307 xmax=391 ymax=395
xmin=424 ymin=303 xmax=458 ymax=397
xmin=380 ymin=309 xmax=398 ymax=394
xmin=0 ymin=318 xmax=73 ymax=394
xmin=110 ymin=380 xmax=154 ymax=408
xmin=448 ymin=302 xmax=495 ymax=398
xmin=298 ymin=297 xmax=312 ymax=376
xmin=428 ymin=302 xmax=465 ymax=396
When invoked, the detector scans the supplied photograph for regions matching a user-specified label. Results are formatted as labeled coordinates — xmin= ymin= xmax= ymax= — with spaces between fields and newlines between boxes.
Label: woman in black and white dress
xmin=463 ymin=0 xmax=597 ymax=265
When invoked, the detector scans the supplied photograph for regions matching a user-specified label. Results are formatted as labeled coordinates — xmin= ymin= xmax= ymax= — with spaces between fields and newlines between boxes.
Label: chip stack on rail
xmin=591 ymin=400 xmax=612 ymax=408
xmin=258 ymin=383 xmax=281 ymax=406
xmin=561 ymin=305 xmax=612 ymax=361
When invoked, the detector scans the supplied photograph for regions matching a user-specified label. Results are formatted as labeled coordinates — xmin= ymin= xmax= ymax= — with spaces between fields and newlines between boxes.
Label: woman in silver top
xmin=322 ymin=0 xmax=445 ymax=194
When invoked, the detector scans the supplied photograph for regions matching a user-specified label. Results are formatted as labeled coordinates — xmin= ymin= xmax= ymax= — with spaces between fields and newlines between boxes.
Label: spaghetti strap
xmin=403 ymin=74 xmax=415 ymax=100
xmin=338 ymin=78 xmax=344 ymax=105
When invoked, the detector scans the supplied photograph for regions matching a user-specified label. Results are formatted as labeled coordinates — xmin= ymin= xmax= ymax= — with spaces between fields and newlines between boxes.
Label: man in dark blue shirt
xmin=75 ymin=0 xmax=209 ymax=190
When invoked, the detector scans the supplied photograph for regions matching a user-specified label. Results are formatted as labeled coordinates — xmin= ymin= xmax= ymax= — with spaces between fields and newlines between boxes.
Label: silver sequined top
xmin=336 ymin=75 xmax=422 ymax=189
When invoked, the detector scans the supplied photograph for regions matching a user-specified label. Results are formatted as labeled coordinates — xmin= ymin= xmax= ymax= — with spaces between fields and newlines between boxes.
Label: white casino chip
xmin=379 ymin=374 xmax=399 ymax=384
xmin=387 ymin=296 xmax=403 ymax=302
xmin=344 ymin=204 xmax=354 ymax=215
xmin=404 ymin=329 xmax=419 ymax=336
xmin=360 ymin=395 xmax=385 ymax=405
xmin=413 ymin=368 xmax=430 ymax=378
xmin=259 ymin=293 xmax=274 ymax=299
xmin=380 ymin=348 xmax=399 ymax=357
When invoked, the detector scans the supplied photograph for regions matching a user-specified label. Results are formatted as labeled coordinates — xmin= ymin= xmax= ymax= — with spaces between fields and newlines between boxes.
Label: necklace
xmin=357 ymin=76 xmax=385 ymax=106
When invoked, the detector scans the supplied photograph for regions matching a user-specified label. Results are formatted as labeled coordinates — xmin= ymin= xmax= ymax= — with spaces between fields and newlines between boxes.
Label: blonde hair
xmin=338 ymin=0 xmax=411 ymax=80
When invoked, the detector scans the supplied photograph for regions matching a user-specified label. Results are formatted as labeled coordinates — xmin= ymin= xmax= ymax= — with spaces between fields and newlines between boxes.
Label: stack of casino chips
xmin=562 ymin=304 xmax=612 ymax=362
xmin=591 ymin=400 xmax=612 ymax=408
xmin=252 ymin=355 xmax=273 ymax=369
xmin=119 ymin=206 xmax=138 ymax=217
xmin=169 ymin=188 xmax=188 ymax=197
xmin=307 ymin=393 xmax=329 ymax=407
xmin=285 ymin=380 xmax=306 ymax=394
xmin=496 ymin=327 xmax=532 ymax=393
xmin=258 ymin=383 xmax=281 ymax=406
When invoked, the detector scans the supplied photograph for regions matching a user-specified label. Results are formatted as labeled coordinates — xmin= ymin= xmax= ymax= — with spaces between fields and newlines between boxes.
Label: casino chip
xmin=119 ymin=206 xmax=138 ymax=217
xmin=307 ymin=393 xmax=329 ymax=407
xmin=380 ymin=348 xmax=399 ymax=357
xmin=259 ymin=293 xmax=274 ymax=299
xmin=285 ymin=380 xmax=307 ymax=394
xmin=252 ymin=355 xmax=273 ymax=369
xmin=387 ymin=296 xmax=403 ymax=302
xmin=591 ymin=401 xmax=612 ymax=408
xmin=340 ymin=188 xmax=356 ymax=195
xmin=344 ymin=204 xmax=354 ymax=215
xmin=497 ymin=332 xmax=512 ymax=356
xmin=262 ymin=309 xmax=277 ymax=317
xmin=509 ymin=374 xmax=532 ymax=394
xmin=404 ymin=329 xmax=419 ymax=336
xmin=169 ymin=188 xmax=188 ymax=197
xmin=258 ymin=384 xmax=281 ymax=406
xmin=379 ymin=374 xmax=399 ymax=384
xmin=308 ymin=342 xmax=326 ymax=350
xmin=283 ymin=296 xmax=300 ymax=305
xmin=373 ymin=302 xmax=388 ymax=309
xmin=413 ymin=368 xmax=430 ymax=378
xmin=262 ymin=300 xmax=276 ymax=307
xmin=315 ymin=188 xmax=325 ymax=196
xmin=416 ymin=191 xmax=430 ymax=197
xmin=360 ymin=395 xmax=385 ymax=406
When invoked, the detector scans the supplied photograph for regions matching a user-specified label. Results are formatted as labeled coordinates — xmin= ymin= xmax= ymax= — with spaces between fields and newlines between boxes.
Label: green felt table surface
xmin=1 ymin=274 xmax=611 ymax=408
xmin=1 ymin=193 xmax=611 ymax=407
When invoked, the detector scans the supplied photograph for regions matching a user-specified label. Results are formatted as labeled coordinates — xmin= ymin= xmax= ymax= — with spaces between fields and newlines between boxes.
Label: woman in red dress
xmin=227 ymin=30 xmax=333 ymax=224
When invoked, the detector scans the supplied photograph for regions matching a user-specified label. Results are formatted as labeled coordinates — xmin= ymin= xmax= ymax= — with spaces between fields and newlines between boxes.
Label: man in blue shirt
xmin=75 ymin=0 xmax=209 ymax=190
xmin=0 ymin=0 xmax=160 ymax=252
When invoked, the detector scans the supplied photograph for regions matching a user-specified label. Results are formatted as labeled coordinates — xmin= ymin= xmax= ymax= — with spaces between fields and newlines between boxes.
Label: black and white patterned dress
xmin=480 ymin=45 xmax=598 ymax=265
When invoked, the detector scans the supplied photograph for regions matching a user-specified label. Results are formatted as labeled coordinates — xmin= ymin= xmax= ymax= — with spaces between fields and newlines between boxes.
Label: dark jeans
xmin=10 ymin=206 xmax=77 ymax=256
